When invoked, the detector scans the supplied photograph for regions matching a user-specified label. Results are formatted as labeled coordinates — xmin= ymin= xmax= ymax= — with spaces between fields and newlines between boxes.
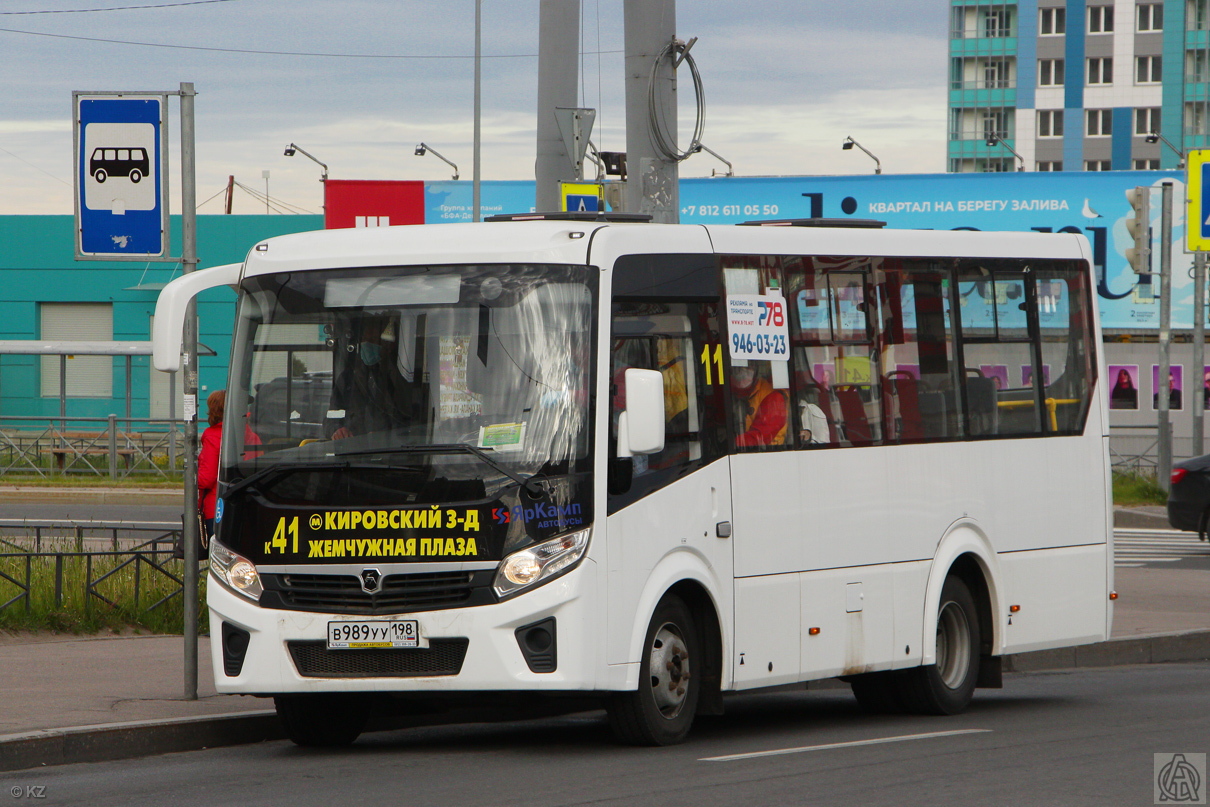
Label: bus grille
xmin=286 ymin=639 xmax=469 ymax=678
xmin=261 ymin=570 xmax=494 ymax=615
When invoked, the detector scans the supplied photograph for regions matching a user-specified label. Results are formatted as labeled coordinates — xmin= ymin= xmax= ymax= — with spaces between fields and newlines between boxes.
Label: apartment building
xmin=948 ymin=0 xmax=1210 ymax=171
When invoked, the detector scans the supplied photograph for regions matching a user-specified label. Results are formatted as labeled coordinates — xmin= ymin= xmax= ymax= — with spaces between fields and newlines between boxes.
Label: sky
xmin=0 ymin=0 xmax=952 ymax=216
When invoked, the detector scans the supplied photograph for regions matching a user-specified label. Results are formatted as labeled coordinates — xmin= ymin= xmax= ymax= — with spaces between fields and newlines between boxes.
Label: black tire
xmin=897 ymin=576 xmax=981 ymax=715
xmin=94 ymin=168 xmax=107 ymax=183
xmin=607 ymin=594 xmax=700 ymax=745
xmin=128 ymin=169 xmax=142 ymax=183
xmin=274 ymin=694 xmax=368 ymax=747
xmin=848 ymin=671 xmax=906 ymax=714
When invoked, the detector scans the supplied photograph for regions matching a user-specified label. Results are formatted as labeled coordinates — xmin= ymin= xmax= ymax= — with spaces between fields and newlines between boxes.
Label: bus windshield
xmin=222 ymin=263 xmax=596 ymax=501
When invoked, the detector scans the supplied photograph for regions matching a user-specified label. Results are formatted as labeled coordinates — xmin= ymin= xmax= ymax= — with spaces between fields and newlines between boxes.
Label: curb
xmin=0 ymin=711 xmax=281 ymax=773
xmin=1 ymin=629 xmax=1207 ymax=772
xmin=1004 ymin=628 xmax=1210 ymax=672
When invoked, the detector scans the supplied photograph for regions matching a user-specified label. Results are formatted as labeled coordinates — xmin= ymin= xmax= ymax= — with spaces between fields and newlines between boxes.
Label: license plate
xmin=327 ymin=620 xmax=420 ymax=650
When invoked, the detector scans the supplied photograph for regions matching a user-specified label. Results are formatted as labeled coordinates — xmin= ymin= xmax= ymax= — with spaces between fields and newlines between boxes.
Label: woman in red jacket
xmin=197 ymin=389 xmax=226 ymax=551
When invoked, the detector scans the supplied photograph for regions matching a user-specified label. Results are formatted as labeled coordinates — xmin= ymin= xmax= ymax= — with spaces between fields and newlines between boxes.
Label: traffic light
xmin=1125 ymin=186 xmax=1151 ymax=274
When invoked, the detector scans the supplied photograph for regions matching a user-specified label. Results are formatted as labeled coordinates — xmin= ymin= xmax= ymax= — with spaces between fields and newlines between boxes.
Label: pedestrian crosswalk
xmin=1114 ymin=529 xmax=1210 ymax=567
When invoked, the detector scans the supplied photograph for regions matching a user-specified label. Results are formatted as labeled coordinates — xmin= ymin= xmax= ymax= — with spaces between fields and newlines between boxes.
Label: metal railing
xmin=1109 ymin=424 xmax=1160 ymax=475
xmin=0 ymin=415 xmax=184 ymax=479
xmin=0 ymin=524 xmax=191 ymax=616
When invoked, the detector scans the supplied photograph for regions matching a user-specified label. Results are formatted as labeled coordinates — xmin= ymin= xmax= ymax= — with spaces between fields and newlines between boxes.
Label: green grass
xmin=0 ymin=474 xmax=183 ymax=488
xmin=1112 ymin=470 xmax=1168 ymax=507
xmin=0 ymin=543 xmax=207 ymax=635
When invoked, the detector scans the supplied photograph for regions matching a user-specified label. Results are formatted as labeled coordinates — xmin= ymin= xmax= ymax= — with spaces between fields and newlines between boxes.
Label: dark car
xmin=1167 ymin=453 xmax=1210 ymax=539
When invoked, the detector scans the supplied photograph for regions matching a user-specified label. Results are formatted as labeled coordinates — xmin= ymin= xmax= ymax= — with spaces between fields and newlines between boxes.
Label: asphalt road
xmin=6 ymin=662 xmax=1207 ymax=807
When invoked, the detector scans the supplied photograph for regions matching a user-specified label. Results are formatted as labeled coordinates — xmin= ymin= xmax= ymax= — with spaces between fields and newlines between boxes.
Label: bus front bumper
xmin=206 ymin=560 xmax=600 ymax=695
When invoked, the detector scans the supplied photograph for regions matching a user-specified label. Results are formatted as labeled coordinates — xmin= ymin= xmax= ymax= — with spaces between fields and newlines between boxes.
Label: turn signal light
xmin=1009 ymin=605 xmax=1021 ymax=613
xmin=808 ymin=627 xmax=821 ymax=635
xmin=1110 ymin=591 xmax=1119 ymax=600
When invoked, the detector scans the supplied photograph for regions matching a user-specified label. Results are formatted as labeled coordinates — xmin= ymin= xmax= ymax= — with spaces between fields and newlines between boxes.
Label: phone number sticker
xmin=727 ymin=294 xmax=789 ymax=360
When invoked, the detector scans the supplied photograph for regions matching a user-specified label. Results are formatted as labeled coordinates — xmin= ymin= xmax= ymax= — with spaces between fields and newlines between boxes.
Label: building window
xmin=1188 ymin=0 xmax=1207 ymax=31
xmin=1136 ymin=55 xmax=1163 ymax=83
xmin=1040 ymin=6 xmax=1066 ymax=34
xmin=1039 ymin=59 xmax=1065 ymax=86
xmin=1135 ymin=108 xmax=1162 ymax=136
xmin=1087 ymin=109 xmax=1113 ymax=136
xmin=1087 ymin=57 xmax=1114 ymax=85
xmin=1088 ymin=5 xmax=1114 ymax=32
xmin=1037 ymin=161 xmax=1064 ymax=171
xmin=983 ymin=58 xmax=1012 ymax=88
xmin=1134 ymin=159 xmax=1161 ymax=169
xmin=1038 ymin=109 xmax=1065 ymax=137
xmin=1138 ymin=3 xmax=1164 ymax=30
xmin=1188 ymin=50 xmax=1209 ymax=83
xmin=983 ymin=109 xmax=1008 ymax=141
xmin=984 ymin=7 xmax=1012 ymax=37
xmin=983 ymin=158 xmax=1015 ymax=172
xmin=1084 ymin=160 xmax=1113 ymax=171
xmin=39 ymin=303 xmax=114 ymax=399
xmin=1187 ymin=101 xmax=1209 ymax=135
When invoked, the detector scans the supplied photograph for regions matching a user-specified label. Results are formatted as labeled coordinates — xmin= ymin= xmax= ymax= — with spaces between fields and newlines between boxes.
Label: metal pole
xmin=535 ymin=0 xmax=580 ymax=211
xmin=1158 ymin=181 xmax=1174 ymax=490
xmin=623 ymin=0 xmax=679 ymax=222
xmin=473 ymin=0 xmax=482 ymax=223
xmin=1194 ymin=252 xmax=1206 ymax=456
xmin=180 ymin=82 xmax=200 ymax=701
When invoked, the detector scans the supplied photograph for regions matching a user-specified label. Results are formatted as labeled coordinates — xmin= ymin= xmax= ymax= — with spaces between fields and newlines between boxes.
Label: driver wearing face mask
xmin=327 ymin=316 xmax=422 ymax=440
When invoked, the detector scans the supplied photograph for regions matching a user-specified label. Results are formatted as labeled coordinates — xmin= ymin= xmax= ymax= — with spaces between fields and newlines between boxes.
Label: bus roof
xmin=240 ymin=220 xmax=1091 ymax=279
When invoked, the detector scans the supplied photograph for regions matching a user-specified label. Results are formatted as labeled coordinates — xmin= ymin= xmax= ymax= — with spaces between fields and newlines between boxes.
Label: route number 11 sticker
xmin=727 ymin=294 xmax=789 ymax=360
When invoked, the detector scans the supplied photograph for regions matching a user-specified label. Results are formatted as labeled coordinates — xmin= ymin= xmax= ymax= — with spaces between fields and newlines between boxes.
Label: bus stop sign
xmin=1187 ymin=149 xmax=1210 ymax=252
xmin=74 ymin=93 xmax=169 ymax=259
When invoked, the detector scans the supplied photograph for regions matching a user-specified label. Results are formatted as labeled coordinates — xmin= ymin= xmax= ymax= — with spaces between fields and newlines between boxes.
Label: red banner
xmin=323 ymin=180 xmax=425 ymax=229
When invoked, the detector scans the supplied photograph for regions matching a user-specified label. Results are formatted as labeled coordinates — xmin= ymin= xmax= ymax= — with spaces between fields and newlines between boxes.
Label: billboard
xmin=324 ymin=180 xmax=425 ymax=229
xmin=420 ymin=171 xmax=1192 ymax=332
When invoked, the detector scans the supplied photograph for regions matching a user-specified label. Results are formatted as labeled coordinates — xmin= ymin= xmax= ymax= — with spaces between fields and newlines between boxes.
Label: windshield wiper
xmin=220 ymin=462 xmax=350 ymax=501
xmin=334 ymin=443 xmax=543 ymax=497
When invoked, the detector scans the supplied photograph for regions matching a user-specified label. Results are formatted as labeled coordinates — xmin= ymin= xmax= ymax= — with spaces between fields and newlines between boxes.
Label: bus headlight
xmin=210 ymin=541 xmax=264 ymax=602
xmin=493 ymin=528 xmax=590 ymax=600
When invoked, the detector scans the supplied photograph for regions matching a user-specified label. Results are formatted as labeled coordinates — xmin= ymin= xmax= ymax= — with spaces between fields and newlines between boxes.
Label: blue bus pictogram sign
xmin=74 ymin=94 xmax=168 ymax=259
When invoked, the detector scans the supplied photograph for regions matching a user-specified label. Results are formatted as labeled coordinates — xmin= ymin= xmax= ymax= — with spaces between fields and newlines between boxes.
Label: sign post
xmin=74 ymin=85 xmax=200 ymax=699
xmin=1188 ymin=151 xmax=1210 ymax=458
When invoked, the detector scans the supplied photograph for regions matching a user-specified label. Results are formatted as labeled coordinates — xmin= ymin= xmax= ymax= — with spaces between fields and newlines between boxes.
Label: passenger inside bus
xmin=326 ymin=315 xmax=424 ymax=439
xmin=731 ymin=363 xmax=788 ymax=447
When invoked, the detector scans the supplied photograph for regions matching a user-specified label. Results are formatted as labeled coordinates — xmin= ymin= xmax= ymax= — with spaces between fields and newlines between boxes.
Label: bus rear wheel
xmin=607 ymin=594 xmax=700 ymax=745
xmin=128 ymin=169 xmax=142 ymax=183
xmin=274 ymin=694 xmax=369 ymax=747
xmin=898 ymin=576 xmax=981 ymax=715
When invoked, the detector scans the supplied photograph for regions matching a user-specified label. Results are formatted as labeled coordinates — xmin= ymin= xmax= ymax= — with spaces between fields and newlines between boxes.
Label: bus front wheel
xmin=274 ymin=694 xmax=368 ymax=747
xmin=607 ymin=594 xmax=700 ymax=745
xmin=93 ymin=169 xmax=107 ymax=183
xmin=898 ymin=576 xmax=981 ymax=715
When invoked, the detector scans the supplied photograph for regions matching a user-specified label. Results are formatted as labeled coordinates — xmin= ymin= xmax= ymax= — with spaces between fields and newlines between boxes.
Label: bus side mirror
xmin=616 ymin=368 xmax=665 ymax=457
xmin=152 ymin=263 xmax=243 ymax=372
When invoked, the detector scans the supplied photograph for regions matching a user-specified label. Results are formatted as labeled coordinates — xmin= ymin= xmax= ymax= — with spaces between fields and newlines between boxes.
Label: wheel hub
xmin=648 ymin=623 xmax=690 ymax=717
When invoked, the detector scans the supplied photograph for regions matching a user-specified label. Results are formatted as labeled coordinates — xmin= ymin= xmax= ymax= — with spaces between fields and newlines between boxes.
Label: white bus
xmin=153 ymin=215 xmax=1112 ymax=747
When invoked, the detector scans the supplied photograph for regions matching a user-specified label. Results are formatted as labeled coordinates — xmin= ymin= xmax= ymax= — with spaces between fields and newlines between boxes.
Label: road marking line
xmin=699 ymin=729 xmax=992 ymax=762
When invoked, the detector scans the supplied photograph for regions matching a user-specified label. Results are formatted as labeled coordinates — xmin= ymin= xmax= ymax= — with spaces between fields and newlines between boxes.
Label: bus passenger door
xmin=605 ymin=300 xmax=733 ymax=671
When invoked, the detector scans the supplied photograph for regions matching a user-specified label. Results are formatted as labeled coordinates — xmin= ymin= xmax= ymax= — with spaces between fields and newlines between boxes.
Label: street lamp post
xmin=1145 ymin=132 xmax=1185 ymax=169
xmin=693 ymin=143 xmax=734 ymax=177
xmin=283 ymin=143 xmax=329 ymax=181
xmin=415 ymin=143 xmax=460 ymax=180
xmin=841 ymin=136 xmax=882 ymax=174
xmin=985 ymin=133 xmax=1025 ymax=171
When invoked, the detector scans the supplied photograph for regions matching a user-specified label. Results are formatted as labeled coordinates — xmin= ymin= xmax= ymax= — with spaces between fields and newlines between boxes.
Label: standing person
xmin=197 ymin=389 xmax=226 ymax=554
